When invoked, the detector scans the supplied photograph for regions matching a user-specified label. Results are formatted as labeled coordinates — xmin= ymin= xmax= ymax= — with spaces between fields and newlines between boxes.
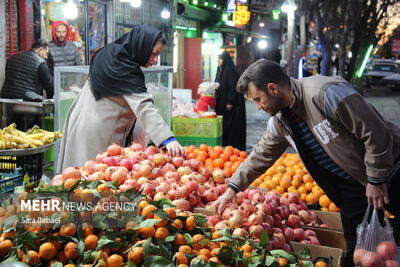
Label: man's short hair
xmin=31 ymin=40 xmax=48 ymax=49
xmin=237 ymin=59 xmax=290 ymax=94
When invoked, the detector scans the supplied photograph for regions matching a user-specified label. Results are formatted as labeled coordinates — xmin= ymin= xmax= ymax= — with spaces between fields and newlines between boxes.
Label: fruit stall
xmin=0 ymin=142 xmax=398 ymax=266
xmin=0 ymin=124 xmax=62 ymax=192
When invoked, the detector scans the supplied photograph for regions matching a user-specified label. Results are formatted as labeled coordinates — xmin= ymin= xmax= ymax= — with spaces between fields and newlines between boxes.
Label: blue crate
xmin=0 ymin=168 xmax=23 ymax=193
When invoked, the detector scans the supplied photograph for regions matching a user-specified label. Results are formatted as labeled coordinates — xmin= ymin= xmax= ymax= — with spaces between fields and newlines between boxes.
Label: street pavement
xmin=245 ymin=85 xmax=400 ymax=154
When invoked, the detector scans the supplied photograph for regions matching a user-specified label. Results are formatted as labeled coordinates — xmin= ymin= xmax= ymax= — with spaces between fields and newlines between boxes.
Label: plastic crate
xmin=172 ymin=116 xmax=223 ymax=138
xmin=176 ymin=136 xmax=222 ymax=147
xmin=0 ymin=168 xmax=23 ymax=193
xmin=0 ymin=153 xmax=43 ymax=182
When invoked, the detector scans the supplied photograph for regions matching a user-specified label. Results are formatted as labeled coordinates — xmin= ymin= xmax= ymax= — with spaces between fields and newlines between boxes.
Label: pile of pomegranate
xmin=53 ymin=142 xmax=323 ymax=250
xmin=353 ymin=241 xmax=399 ymax=267
xmin=206 ymin=189 xmax=321 ymax=251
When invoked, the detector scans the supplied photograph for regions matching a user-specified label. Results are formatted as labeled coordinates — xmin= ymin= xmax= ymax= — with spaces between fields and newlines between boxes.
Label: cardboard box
xmin=291 ymin=241 xmax=344 ymax=267
xmin=303 ymin=227 xmax=347 ymax=250
xmin=313 ymin=210 xmax=344 ymax=231
xmin=192 ymin=207 xmax=217 ymax=216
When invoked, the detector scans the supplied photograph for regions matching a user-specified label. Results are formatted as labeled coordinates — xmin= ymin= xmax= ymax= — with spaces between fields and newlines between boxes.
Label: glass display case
xmin=53 ymin=65 xmax=173 ymax=169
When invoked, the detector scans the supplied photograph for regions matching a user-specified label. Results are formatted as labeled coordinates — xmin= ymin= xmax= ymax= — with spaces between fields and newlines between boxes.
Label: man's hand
xmin=165 ymin=140 xmax=185 ymax=157
xmin=366 ymin=183 xmax=389 ymax=209
xmin=213 ymin=187 xmax=237 ymax=214
xmin=226 ymin=104 xmax=233 ymax=110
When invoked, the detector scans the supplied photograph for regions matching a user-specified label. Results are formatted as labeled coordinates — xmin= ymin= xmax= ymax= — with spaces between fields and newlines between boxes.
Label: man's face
xmin=55 ymin=24 xmax=67 ymax=42
xmin=247 ymin=81 xmax=286 ymax=116
xmin=145 ymin=42 xmax=164 ymax=68
xmin=37 ymin=47 xmax=49 ymax=59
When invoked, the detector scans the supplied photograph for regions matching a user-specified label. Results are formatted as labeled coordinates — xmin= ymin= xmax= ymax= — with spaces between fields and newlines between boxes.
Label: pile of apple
xmin=205 ymin=188 xmax=322 ymax=251
xmin=353 ymin=241 xmax=399 ymax=267
xmin=53 ymin=143 xmax=229 ymax=211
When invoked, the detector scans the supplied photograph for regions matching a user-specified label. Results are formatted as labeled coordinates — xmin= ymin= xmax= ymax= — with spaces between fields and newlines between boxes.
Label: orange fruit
xmin=243 ymin=252 xmax=251 ymax=258
xmin=0 ymin=239 xmax=13 ymax=257
xmin=175 ymin=251 xmax=188 ymax=264
xmin=125 ymin=221 xmax=138 ymax=230
xmin=171 ymin=219 xmax=183 ymax=229
xmin=141 ymin=205 xmax=157 ymax=219
xmin=210 ymin=248 xmax=220 ymax=257
xmin=209 ymin=256 xmax=222 ymax=264
xmin=56 ymin=250 xmax=68 ymax=264
xmin=279 ymin=257 xmax=288 ymax=266
xmin=25 ymin=250 xmax=40 ymax=264
xmin=315 ymin=261 xmax=328 ymax=267
xmin=303 ymin=174 xmax=313 ymax=183
xmin=306 ymin=193 xmax=319 ymax=205
xmin=164 ymin=207 xmax=177 ymax=219
xmin=329 ymin=202 xmax=340 ymax=212
xmin=64 ymin=242 xmax=78 ymax=260
xmin=139 ymin=200 xmax=148 ymax=209
xmin=177 ymin=265 xmax=188 ymax=267
xmin=198 ymin=248 xmax=211 ymax=259
xmin=173 ymin=233 xmax=186 ymax=245
xmin=178 ymin=245 xmax=193 ymax=255
xmin=184 ymin=216 xmax=197 ymax=231
xmin=154 ymin=227 xmax=169 ymax=240
xmin=239 ymin=244 xmax=253 ymax=253
xmin=319 ymin=195 xmax=331 ymax=208
xmin=212 ymin=231 xmax=222 ymax=240
xmin=63 ymin=178 xmax=77 ymax=189
xmin=107 ymin=254 xmax=124 ymax=267
xmin=128 ymin=247 xmax=144 ymax=264
xmin=84 ymin=234 xmax=99 ymax=250
xmin=213 ymin=158 xmax=224 ymax=169
xmin=60 ymin=222 xmax=77 ymax=237
xmin=39 ymin=242 xmax=57 ymax=260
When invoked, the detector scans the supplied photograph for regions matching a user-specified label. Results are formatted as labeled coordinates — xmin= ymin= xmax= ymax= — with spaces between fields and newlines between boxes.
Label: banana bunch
xmin=0 ymin=123 xmax=62 ymax=150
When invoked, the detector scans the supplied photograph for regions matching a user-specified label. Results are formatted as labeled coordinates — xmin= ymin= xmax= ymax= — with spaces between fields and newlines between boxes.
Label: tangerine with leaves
xmin=185 ymin=216 xmax=197 ymax=231
xmin=107 ymin=254 xmax=124 ymax=267
xmin=139 ymin=226 xmax=155 ymax=239
xmin=39 ymin=242 xmax=57 ymax=261
xmin=128 ymin=247 xmax=144 ymax=264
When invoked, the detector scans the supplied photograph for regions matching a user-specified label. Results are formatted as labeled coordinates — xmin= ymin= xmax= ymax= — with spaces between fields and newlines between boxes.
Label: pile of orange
xmin=185 ymin=144 xmax=247 ymax=177
xmin=250 ymin=153 xmax=340 ymax=212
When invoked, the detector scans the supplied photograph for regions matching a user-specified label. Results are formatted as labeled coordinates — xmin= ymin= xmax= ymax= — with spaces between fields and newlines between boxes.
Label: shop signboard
xmin=227 ymin=0 xmax=236 ymax=13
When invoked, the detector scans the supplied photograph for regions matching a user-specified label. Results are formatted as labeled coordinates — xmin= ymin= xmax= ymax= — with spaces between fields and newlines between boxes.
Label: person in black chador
xmin=215 ymin=51 xmax=246 ymax=150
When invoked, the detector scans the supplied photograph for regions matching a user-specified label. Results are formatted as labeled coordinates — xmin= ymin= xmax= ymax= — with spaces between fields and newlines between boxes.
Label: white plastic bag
xmin=353 ymin=205 xmax=399 ymax=267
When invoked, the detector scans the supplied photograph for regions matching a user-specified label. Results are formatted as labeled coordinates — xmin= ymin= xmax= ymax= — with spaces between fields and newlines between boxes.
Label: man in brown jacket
xmin=214 ymin=59 xmax=400 ymax=267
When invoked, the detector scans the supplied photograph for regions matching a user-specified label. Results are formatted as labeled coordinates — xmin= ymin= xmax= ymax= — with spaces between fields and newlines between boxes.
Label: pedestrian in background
xmin=1 ymin=40 xmax=53 ymax=129
xmin=215 ymin=51 xmax=246 ymax=151
xmin=214 ymin=59 xmax=400 ymax=267
xmin=49 ymin=21 xmax=82 ymax=66
xmin=57 ymin=25 xmax=185 ymax=172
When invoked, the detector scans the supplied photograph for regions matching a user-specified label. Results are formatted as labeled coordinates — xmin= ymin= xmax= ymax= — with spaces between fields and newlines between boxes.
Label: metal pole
xmin=286 ymin=10 xmax=295 ymax=77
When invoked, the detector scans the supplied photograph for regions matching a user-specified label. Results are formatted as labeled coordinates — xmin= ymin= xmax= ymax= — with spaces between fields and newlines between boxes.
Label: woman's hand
xmin=213 ymin=187 xmax=237 ymax=214
xmin=166 ymin=140 xmax=185 ymax=157
xmin=226 ymin=104 xmax=233 ymax=110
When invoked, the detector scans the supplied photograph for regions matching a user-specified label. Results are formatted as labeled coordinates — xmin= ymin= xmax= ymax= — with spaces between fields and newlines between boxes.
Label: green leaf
xmin=212 ymin=236 xmax=234 ymax=242
xmin=259 ymin=230 xmax=269 ymax=247
xmin=151 ymin=209 xmax=169 ymax=220
xmin=183 ymin=233 xmax=192 ymax=245
xmin=87 ymin=181 xmax=102 ymax=189
xmin=165 ymin=235 xmax=175 ymax=243
xmin=217 ymin=246 xmax=234 ymax=264
xmin=77 ymin=240 xmax=85 ymax=255
xmin=193 ymin=214 xmax=207 ymax=227
xmin=190 ymin=258 xmax=209 ymax=267
xmin=265 ymin=255 xmax=275 ymax=266
xmin=127 ymin=261 xmax=137 ymax=267
xmin=210 ymin=262 xmax=225 ymax=267
xmin=50 ymin=262 xmax=64 ymax=267
xmin=105 ymin=181 xmax=119 ymax=190
xmin=302 ymin=260 xmax=314 ymax=267
xmin=269 ymin=249 xmax=297 ymax=263
xmin=149 ymin=199 xmax=174 ymax=208
xmin=143 ymin=255 xmax=174 ymax=267
xmin=298 ymin=247 xmax=311 ymax=260
xmin=158 ymin=241 xmax=172 ymax=260
xmin=107 ymin=211 xmax=119 ymax=220
xmin=97 ymin=235 xmax=125 ymax=249
xmin=133 ymin=219 xmax=162 ymax=229
xmin=3 ymin=215 xmax=17 ymax=229
xmin=0 ymin=251 xmax=19 ymax=263
xmin=142 ymin=237 xmax=152 ymax=257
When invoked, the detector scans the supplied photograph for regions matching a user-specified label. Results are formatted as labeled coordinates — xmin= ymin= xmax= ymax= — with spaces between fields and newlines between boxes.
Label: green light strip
xmin=173 ymin=26 xmax=197 ymax=31
xmin=356 ymin=45 xmax=374 ymax=78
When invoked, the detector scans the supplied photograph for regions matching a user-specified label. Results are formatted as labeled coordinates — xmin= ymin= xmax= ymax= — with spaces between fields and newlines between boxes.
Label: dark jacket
xmin=49 ymin=41 xmax=82 ymax=66
xmin=1 ymin=50 xmax=53 ymax=100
